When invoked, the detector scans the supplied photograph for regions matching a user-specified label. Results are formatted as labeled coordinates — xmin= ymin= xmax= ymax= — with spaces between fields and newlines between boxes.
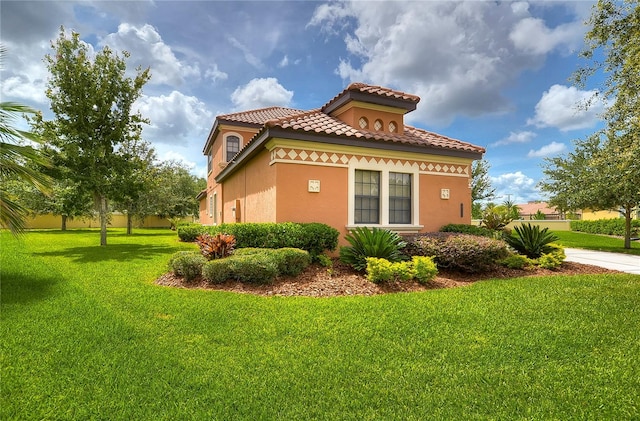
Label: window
xmin=213 ymin=192 xmax=218 ymax=224
xmin=388 ymin=121 xmax=397 ymax=133
xmin=389 ymin=172 xmax=411 ymax=223
xmin=226 ymin=135 xmax=240 ymax=162
xmin=354 ymin=170 xmax=380 ymax=224
xmin=348 ymin=165 xmax=420 ymax=229
xmin=207 ymin=151 xmax=212 ymax=173
xmin=374 ymin=119 xmax=383 ymax=131
xmin=358 ymin=117 xmax=369 ymax=129
xmin=208 ymin=194 xmax=213 ymax=217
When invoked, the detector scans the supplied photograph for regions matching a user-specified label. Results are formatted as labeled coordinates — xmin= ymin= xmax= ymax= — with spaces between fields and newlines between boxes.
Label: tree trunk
xmin=99 ymin=194 xmax=108 ymax=246
xmin=623 ymin=206 xmax=631 ymax=249
xmin=127 ymin=213 xmax=132 ymax=235
xmin=61 ymin=215 xmax=67 ymax=231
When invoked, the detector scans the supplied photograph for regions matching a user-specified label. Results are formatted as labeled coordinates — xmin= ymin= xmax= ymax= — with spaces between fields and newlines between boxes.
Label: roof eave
xmin=323 ymin=90 xmax=418 ymax=115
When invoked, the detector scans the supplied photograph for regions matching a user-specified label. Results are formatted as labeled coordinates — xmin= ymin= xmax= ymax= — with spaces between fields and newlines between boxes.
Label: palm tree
xmin=0 ymin=101 xmax=52 ymax=233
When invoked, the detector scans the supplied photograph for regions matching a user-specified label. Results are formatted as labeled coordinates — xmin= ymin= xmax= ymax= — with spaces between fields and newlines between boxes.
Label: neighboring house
xmin=198 ymin=83 xmax=485 ymax=242
xmin=516 ymin=201 xmax=565 ymax=220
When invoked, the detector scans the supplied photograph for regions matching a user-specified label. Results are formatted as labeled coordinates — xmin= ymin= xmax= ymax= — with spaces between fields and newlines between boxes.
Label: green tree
xmin=0 ymin=101 xmax=52 ymax=233
xmin=110 ymin=138 xmax=157 ymax=234
xmin=542 ymin=0 xmax=640 ymax=249
xmin=471 ymin=158 xmax=495 ymax=219
xmin=42 ymin=28 xmax=150 ymax=245
xmin=146 ymin=162 xmax=205 ymax=222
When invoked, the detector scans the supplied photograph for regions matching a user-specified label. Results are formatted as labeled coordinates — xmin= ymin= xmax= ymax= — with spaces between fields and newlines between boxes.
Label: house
xmin=516 ymin=201 xmax=565 ymax=220
xmin=198 ymin=83 xmax=485 ymax=243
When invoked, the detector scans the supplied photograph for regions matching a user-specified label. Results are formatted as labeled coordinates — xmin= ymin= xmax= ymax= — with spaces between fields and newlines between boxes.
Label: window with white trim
xmin=348 ymin=163 xmax=420 ymax=229
xmin=213 ymin=192 xmax=218 ymax=224
xmin=354 ymin=170 xmax=380 ymax=224
xmin=207 ymin=151 xmax=213 ymax=173
xmin=389 ymin=172 xmax=411 ymax=224
xmin=208 ymin=194 xmax=213 ymax=217
xmin=225 ymin=135 xmax=240 ymax=162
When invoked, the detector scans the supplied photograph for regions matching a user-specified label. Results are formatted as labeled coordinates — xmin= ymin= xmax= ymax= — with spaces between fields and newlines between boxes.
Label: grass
xmin=2 ymin=229 xmax=640 ymax=420
xmin=554 ymin=230 xmax=640 ymax=255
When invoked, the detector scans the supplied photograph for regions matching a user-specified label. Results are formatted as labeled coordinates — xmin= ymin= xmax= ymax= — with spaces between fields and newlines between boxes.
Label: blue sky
xmin=1 ymin=0 xmax=608 ymax=204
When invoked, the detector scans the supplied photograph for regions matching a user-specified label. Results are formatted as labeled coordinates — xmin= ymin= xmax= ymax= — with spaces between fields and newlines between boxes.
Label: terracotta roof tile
xmin=218 ymin=106 xmax=304 ymax=125
xmin=263 ymin=110 xmax=485 ymax=153
xmin=322 ymin=82 xmax=420 ymax=112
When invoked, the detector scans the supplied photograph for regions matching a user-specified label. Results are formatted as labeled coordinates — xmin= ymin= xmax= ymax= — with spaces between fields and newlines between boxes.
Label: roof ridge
xmin=218 ymin=105 xmax=304 ymax=119
xmin=264 ymin=108 xmax=322 ymax=127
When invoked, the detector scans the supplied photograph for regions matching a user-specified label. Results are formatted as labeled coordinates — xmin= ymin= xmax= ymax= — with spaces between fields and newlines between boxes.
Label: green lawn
xmin=2 ymin=229 xmax=639 ymax=420
xmin=554 ymin=230 xmax=640 ymax=255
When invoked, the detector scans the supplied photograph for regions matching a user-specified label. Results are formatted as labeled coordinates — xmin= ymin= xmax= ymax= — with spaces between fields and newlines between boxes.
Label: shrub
xmin=316 ymin=254 xmax=333 ymax=268
xmin=340 ymin=227 xmax=407 ymax=271
xmin=168 ymin=251 xmax=206 ymax=282
xmin=229 ymin=254 xmax=279 ymax=284
xmin=500 ymin=254 xmax=533 ymax=270
xmin=440 ymin=224 xmax=495 ymax=238
xmin=534 ymin=243 xmax=566 ymax=269
xmin=364 ymin=256 xmax=437 ymax=284
xmin=505 ymin=223 xmax=559 ymax=258
xmin=196 ymin=233 xmax=236 ymax=260
xmin=273 ymin=248 xmax=311 ymax=276
xmin=202 ymin=259 xmax=234 ymax=284
xmin=178 ymin=222 xmax=339 ymax=257
xmin=412 ymin=256 xmax=438 ymax=284
xmin=177 ymin=224 xmax=205 ymax=242
xmin=407 ymin=233 xmax=510 ymax=273
xmin=571 ymin=218 xmax=640 ymax=237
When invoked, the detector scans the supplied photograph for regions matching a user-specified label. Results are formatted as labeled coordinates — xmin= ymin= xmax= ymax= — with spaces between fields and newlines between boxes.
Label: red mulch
xmin=155 ymin=258 xmax=622 ymax=298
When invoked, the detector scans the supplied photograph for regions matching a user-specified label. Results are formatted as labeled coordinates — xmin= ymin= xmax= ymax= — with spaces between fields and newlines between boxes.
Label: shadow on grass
xmin=32 ymin=243 xmax=175 ymax=263
xmin=1 ymin=270 xmax=60 ymax=305
xmin=26 ymin=228 xmax=179 ymax=238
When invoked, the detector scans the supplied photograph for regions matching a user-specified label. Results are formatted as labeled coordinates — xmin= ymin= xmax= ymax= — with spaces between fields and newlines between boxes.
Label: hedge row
xmin=439 ymin=223 xmax=497 ymax=238
xmin=169 ymin=248 xmax=311 ymax=284
xmin=571 ymin=218 xmax=640 ymax=236
xmin=178 ymin=222 xmax=339 ymax=257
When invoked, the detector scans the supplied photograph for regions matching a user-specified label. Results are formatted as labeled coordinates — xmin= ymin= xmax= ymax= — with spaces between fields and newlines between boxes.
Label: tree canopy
xmin=42 ymin=28 xmax=150 ymax=245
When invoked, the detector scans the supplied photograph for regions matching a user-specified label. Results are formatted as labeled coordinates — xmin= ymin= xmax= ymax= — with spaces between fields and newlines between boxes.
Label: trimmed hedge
xmin=177 ymin=222 xmax=338 ymax=258
xmin=571 ymin=218 xmax=640 ymax=237
xmin=201 ymin=247 xmax=311 ymax=284
xmin=168 ymin=251 xmax=207 ymax=282
xmin=404 ymin=233 xmax=510 ymax=273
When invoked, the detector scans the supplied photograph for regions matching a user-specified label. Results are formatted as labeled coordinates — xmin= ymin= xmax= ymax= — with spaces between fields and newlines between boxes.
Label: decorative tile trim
xmin=269 ymin=147 xmax=469 ymax=177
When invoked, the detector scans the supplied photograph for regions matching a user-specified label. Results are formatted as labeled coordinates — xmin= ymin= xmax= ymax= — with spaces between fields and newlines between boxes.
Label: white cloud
xmin=226 ymin=35 xmax=264 ymax=69
xmin=135 ymin=91 xmax=212 ymax=145
xmin=231 ymin=78 xmax=294 ymax=110
xmin=99 ymin=23 xmax=201 ymax=86
xmin=491 ymin=171 xmax=540 ymax=203
xmin=491 ymin=131 xmax=537 ymax=147
xmin=157 ymin=150 xmax=197 ymax=170
xmin=527 ymin=141 xmax=566 ymax=158
xmin=204 ymin=64 xmax=228 ymax=83
xmin=278 ymin=55 xmax=289 ymax=68
xmin=509 ymin=17 xmax=583 ymax=55
xmin=527 ymin=84 xmax=605 ymax=131
xmin=309 ymin=1 xmax=587 ymax=126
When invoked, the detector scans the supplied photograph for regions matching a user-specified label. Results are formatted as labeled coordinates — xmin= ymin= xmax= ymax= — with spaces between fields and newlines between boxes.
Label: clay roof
xmin=262 ymin=109 xmax=483 ymax=153
xmin=516 ymin=202 xmax=559 ymax=215
xmin=322 ymin=82 xmax=420 ymax=114
xmin=217 ymin=106 xmax=304 ymax=126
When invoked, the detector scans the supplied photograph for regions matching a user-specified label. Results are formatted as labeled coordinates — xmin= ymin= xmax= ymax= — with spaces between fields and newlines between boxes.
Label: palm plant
xmin=339 ymin=227 xmax=407 ymax=271
xmin=0 ymin=101 xmax=52 ymax=233
xmin=505 ymin=223 xmax=559 ymax=258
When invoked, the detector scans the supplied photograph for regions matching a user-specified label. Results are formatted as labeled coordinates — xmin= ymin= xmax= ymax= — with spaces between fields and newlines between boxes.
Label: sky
xmin=1 ymin=0 xmax=609 ymax=204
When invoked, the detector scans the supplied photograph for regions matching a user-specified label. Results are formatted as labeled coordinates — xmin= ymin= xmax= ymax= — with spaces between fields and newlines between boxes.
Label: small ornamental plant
xmin=365 ymin=256 xmax=437 ymax=284
xmin=196 ymin=233 xmax=236 ymax=260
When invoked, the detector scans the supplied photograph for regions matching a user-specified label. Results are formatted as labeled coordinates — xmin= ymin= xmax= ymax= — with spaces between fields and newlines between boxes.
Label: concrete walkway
xmin=564 ymin=248 xmax=640 ymax=275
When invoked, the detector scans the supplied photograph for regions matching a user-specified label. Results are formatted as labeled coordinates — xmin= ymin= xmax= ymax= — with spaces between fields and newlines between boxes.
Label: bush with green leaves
xmin=201 ymin=259 xmax=234 ymax=284
xmin=505 ymin=223 xmax=559 ymax=258
xmin=177 ymin=222 xmax=339 ymax=257
xmin=571 ymin=218 xmax=640 ymax=237
xmin=272 ymin=248 xmax=311 ymax=276
xmin=168 ymin=251 xmax=206 ymax=282
xmin=534 ymin=243 xmax=566 ymax=269
xmin=440 ymin=224 xmax=496 ymax=238
xmin=406 ymin=233 xmax=510 ymax=273
xmin=365 ymin=256 xmax=437 ymax=284
xmin=340 ymin=227 xmax=407 ymax=271
xmin=500 ymin=254 xmax=534 ymax=270
xmin=229 ymin=254 xmax=279 ymax=284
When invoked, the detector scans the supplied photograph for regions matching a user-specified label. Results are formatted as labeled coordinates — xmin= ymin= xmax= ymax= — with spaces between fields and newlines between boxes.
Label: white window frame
xmin=213 ymin=192 xmax=218 ymax=225
xmin=347 ymin=160 xmax=422 ymax=232
xmin=208 ymin=194 xmax=213 ymax=218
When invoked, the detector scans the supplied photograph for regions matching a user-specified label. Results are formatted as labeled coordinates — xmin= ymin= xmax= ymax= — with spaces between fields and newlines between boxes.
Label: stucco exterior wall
xmin=221 ymin=149 xmax=276 ymax=223
xmin=274 ymin=162 xmax=349 ymax=237
xmin=419 ymin=173 xmax=471 ymax=232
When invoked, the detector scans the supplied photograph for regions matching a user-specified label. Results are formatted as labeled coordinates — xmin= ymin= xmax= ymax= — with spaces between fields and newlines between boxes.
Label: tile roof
xmin=217 ymin=106 xmax=304 ymax=125
xmin=322 ymin=82 xmax=420 ymax=112
xmin=263 ymin=109 xmax=484 ymax=153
